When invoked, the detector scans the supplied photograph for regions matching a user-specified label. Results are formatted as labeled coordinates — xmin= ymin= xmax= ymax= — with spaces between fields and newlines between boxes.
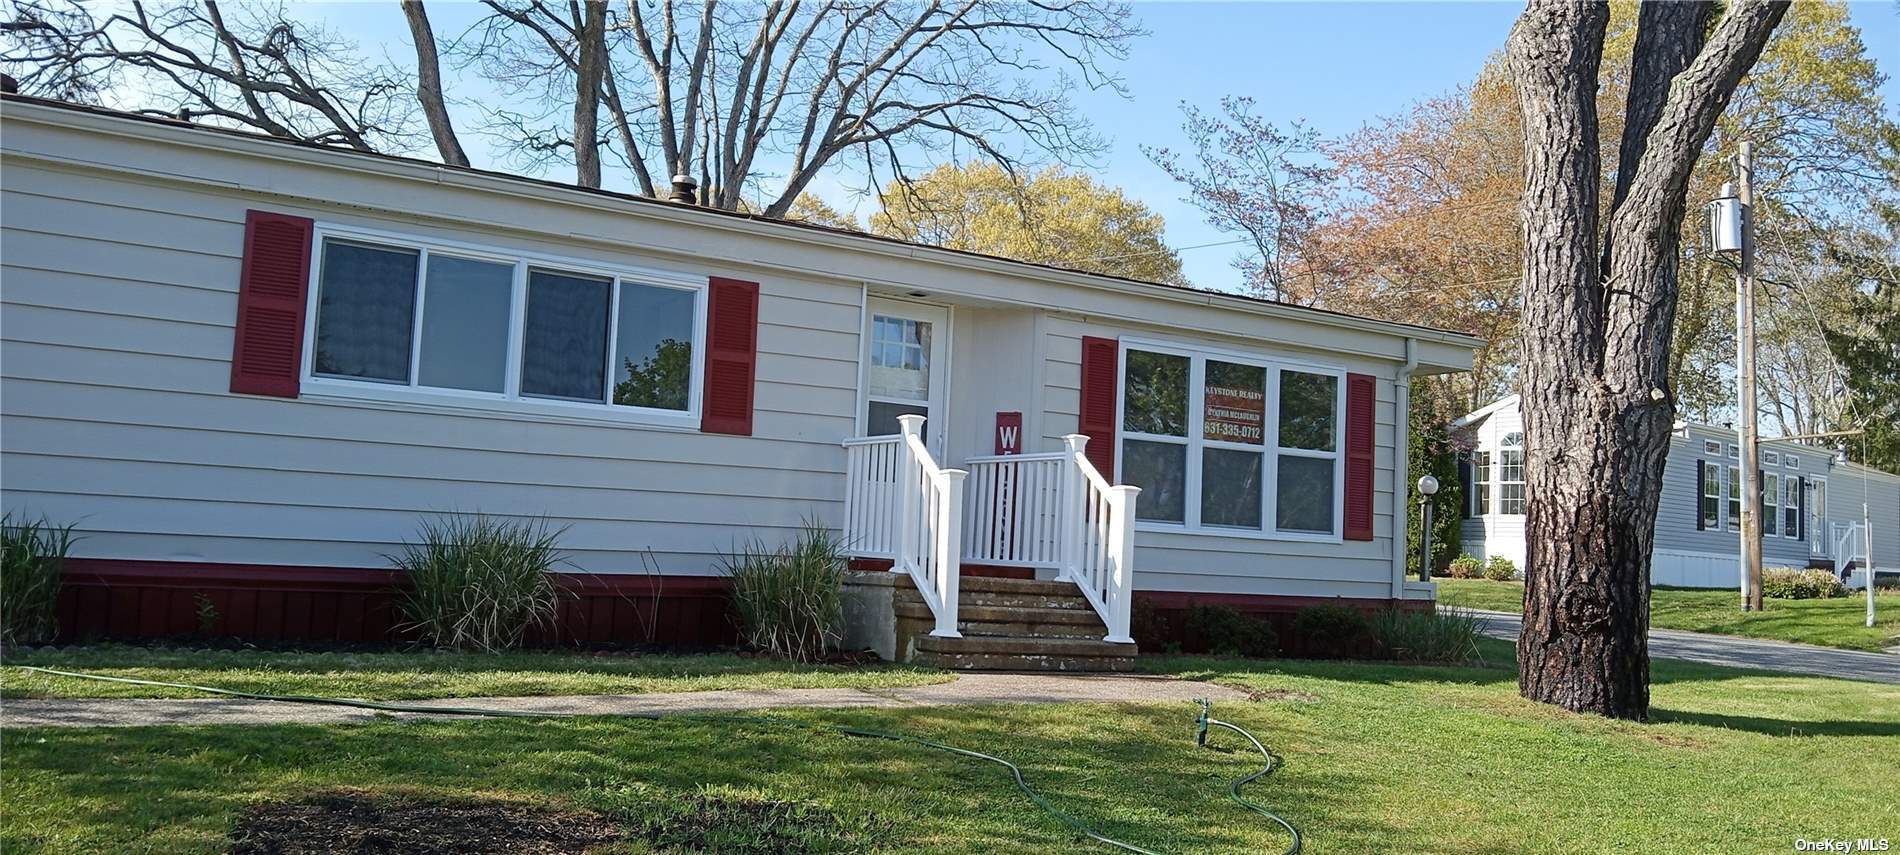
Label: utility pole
xmin=1733 ymin=142 xmax=1763 ymax=612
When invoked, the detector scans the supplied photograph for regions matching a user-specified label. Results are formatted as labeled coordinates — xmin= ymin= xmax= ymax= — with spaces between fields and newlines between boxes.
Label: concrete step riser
xmin=911 ymin=652 xmax=1136 ymax=672
xmin=897 ymin=592 xmax=1093 ymax=611
xmin=898 ymin=617 xmax=1106 ymax=641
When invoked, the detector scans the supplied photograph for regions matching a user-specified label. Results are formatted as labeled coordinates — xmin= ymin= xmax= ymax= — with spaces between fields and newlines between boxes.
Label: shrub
xmin=1369 ymin=607 xmax=1485 ymax=663
xmin=1447 ymin=554 xmax=1483 ymax=579
xmin=1482 ymin=555 xmax=1518 ymax=582
xmin=2 ymin=513 xmax=77 ymax=645
xmin=1293 ymin=603 xmax=1370 ymax=658
xmin=722 ymin=524 xmax=846 ymax=663
xmin=393 ymin=515 xmax=565 ymax=653
xmin=1184 ymin=604 xmax=1279 ymax=658
xmin=1760 ymin=567 xmax=1844 ymax=600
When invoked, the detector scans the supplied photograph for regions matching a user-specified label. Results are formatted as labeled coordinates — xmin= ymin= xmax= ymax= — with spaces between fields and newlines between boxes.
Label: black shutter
xmin=1695 ymin=460 xmax=1706 ymax=531
xmin=1797 ymin=476 xmax=1807 ymax=541
xmin=1459 ymin=455 xmax=1475 ymax=519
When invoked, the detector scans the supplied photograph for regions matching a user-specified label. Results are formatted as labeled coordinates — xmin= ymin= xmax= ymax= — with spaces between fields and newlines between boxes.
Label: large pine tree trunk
xmin=1507 ymin=0 xmax=1787 ymax=720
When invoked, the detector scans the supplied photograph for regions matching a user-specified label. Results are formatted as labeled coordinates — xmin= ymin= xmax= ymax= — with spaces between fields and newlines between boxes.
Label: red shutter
xmin=229 ymin=210 xmax=315 ymax=397
xmin=1078 ymin=336 xmax=1119 ymax=479
xmin=1344 ymin=372 xmax=1376 ymax=541
xmin=701 ymin=277 xmax=760 ymax=435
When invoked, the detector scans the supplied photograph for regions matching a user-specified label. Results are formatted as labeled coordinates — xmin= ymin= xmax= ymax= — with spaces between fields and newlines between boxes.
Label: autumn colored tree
xmin=870 ymin=161 xmax=1185 ymax=284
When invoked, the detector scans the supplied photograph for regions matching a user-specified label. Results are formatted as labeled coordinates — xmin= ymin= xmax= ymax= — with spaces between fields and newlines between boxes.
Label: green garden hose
xmin=20 ymin=666 xmax=1300 ymax=854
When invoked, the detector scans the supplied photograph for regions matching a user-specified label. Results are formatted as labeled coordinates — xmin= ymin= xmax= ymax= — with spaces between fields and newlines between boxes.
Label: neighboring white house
xmin=1455 ymin=395 xmax=1900 ymax=588
xmin=0 ymin=95 xmax=1482 ymax=653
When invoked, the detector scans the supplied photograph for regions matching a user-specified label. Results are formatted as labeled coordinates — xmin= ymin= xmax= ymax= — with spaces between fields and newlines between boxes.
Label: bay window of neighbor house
xmin=1497 ymin=432 xmax=1526 ymax=515
xmin=309 ymin=231 xmax=701 ymax=419
xmin=1119 ymin=344 xmax=1343 ymax=538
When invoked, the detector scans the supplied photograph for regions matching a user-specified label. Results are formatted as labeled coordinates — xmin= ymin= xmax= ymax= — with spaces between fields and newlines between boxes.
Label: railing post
xmin=1061 ymin=434 xmax=1090 ymax=583
xmin=896 ymin=415 xmax=924 ymax=573
xmin=1103 ymin=484 xmax=1141 ymax=644
xmin=932 ymin=469 xmax=967 ymax=638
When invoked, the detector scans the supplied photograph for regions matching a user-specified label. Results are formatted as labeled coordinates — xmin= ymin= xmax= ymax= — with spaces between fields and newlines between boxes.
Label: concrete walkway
xmin=1468 ymin=609 xmax=1900 ymax=684
xmin=1 ymin=673 xmax=1247 ymax=729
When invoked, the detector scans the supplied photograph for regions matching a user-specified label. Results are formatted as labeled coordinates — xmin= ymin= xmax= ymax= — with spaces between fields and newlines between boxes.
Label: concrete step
xmin=895 ymin=580 xmax=1095 ymax=612
xmin=909 ymin=634 xmax=1137 ymax=672
xmin=893 ymin=601 xmax=1108 ymax=640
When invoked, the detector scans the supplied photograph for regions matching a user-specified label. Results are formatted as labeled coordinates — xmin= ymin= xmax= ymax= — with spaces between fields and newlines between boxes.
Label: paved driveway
xmin=1467 ymin=609 xmax=1900 ymax=684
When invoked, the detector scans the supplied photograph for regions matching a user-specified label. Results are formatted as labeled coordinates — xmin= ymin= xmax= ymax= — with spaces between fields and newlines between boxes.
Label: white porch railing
xmin=842 ymin=430 xmax=1138 ymax=644
xmin=1835 ymin=521 xmax=1870 ymax=569
xmin=959 ymin=435 xmax=1139 ymax=644
xmin=842 ymin=415 xmax=964 ymax=638
xmin=1059 ymin=435 xmax=1140 ymax=643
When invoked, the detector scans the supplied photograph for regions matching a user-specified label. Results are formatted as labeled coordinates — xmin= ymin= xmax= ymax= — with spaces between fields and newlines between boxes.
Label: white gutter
xmin=1392 ymin=338 xmax=1419 ymax=601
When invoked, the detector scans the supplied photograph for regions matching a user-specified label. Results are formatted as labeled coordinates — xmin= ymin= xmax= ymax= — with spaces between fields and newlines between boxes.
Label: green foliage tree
xmin=870 ymin=162 xmax=1186 ymax=285
xmin=1822 ymin=217 xmax=1900 ymax=471
xmin=1406 ymin=377 xmax=1464 ymax=575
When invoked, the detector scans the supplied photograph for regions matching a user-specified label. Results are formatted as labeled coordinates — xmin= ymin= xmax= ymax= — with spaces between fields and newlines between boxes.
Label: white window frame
xmin=1702 ymin=439 xmax=1723 ymax=455
xmin=1782 ymin=475 xmax=1801 ymax=540
xmin=1497 ymin=431 xmax=1526 ymax=516
xmin=1116 ymin=337 xmax=1347 ymax=543
xmin=1726 ymin=465 xmax=1742 ymax=531
xmin=300 ymin=223 xmax=708 ymax=431
xmin=1784 ymin=453 xmax=1801 ymax=469
xmin=1763 ymin=450 xmax=1781 ymax=467
xmin=1701 ymin=460 xmax=1722 ymax=530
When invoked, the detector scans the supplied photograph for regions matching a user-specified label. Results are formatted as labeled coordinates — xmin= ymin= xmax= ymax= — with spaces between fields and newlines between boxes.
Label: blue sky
xmin=296 ymin=1 xmax=1900 ymax=293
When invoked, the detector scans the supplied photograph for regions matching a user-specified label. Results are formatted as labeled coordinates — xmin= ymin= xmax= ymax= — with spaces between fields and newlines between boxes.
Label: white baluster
xmin=896 ymin=415 xmax=924 ymax=573
xmin=933 ymin=468 xmax=967 ymax=638
xmin=1104 ymin=484 xmax=1140 ymax=643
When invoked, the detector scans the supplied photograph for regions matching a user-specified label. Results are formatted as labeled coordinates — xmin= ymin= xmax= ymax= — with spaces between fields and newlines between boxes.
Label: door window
xmin=864 ymin=312 xmax=937 ymax=437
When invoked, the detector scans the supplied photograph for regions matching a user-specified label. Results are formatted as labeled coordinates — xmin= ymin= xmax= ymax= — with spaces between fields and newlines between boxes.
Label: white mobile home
xmin=1456 ymin=395 xmax=1900 ymax=588
xmin=0 ymin=96 xmax=1480 ymax=660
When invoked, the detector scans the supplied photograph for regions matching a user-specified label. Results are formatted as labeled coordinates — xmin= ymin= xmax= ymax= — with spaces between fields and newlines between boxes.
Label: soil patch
xmin=228 ymin=793 xmax=622 ymax=854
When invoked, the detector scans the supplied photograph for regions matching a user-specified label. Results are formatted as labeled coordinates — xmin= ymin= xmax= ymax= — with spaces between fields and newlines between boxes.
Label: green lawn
xmin=4 ymin=641 xmax=1896 ymax=853
xmin=0 ymin=645 xmax=951 ymax=700
xmin=1436 ymin=578 xmax=1900 ymax=652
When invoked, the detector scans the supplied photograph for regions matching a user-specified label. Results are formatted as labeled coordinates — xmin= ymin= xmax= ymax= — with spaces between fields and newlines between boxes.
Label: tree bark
xmin=571 ymin=0 xmax=606 ymax=188
xmin=1508 ymin=0 xmax=1787 ymax=720
xmin=400 ymin=0 xmax=468 ymax=167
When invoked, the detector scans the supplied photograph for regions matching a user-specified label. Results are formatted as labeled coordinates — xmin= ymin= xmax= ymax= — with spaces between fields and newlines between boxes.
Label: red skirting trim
xmin=54 ymin=558 xmax=737 ymax=647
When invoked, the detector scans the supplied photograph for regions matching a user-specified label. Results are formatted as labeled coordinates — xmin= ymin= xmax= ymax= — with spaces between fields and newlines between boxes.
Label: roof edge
xmin=0 ymin=94 xmax=1486 ymax=351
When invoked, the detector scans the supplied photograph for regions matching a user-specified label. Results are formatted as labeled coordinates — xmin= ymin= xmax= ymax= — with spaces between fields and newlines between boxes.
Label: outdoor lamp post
xmin=1416 ymin=475 xmax=1440 ymax=582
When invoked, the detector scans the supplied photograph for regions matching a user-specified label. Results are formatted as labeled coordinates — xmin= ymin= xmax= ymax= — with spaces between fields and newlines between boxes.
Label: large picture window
xmin=1119 ymin=342 xmax=1344 ymax=539
xmin=307 ymin=228 xmax=703 ymax=423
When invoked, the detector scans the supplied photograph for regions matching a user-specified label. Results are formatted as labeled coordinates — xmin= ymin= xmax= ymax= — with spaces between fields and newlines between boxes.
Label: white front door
xmin=861 ymin=298 xmax=949 ymax=454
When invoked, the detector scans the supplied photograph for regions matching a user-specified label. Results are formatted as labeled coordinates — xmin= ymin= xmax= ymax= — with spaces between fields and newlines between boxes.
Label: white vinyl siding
xmin=0 ymin=156 xmax=858 ymax=575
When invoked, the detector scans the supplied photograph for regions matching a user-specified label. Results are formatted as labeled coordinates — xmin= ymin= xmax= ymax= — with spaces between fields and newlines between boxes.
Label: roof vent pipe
xmin=669 ymin=174 xmax=698 ymax=205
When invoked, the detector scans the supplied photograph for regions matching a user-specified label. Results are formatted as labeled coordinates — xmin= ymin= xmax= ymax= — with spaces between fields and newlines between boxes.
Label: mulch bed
xmin=227 ymin=793 xmax=623 ymax=854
